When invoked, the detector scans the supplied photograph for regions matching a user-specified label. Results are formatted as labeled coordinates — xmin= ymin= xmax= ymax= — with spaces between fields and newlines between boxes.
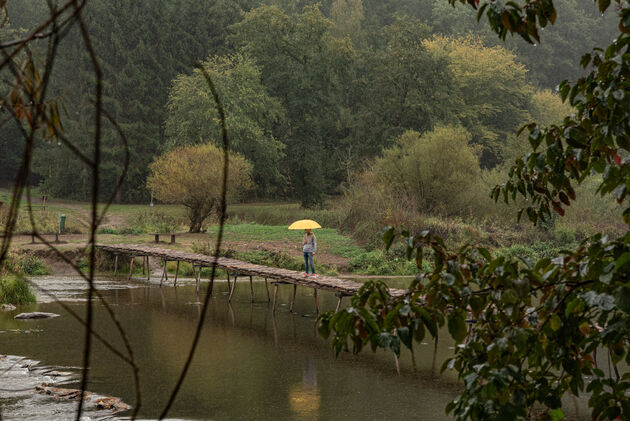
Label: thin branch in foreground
xmin=158 ymin=65 xmax=230 ymax=420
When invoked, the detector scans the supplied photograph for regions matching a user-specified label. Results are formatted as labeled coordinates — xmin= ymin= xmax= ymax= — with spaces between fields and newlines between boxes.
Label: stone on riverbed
xmin=1 ymin=304 xmax=16 ymax=311
xmin=14 ymin=312 xmax=60 ymax=319
xmin=36 ymin=384 xmax=130 ymax=412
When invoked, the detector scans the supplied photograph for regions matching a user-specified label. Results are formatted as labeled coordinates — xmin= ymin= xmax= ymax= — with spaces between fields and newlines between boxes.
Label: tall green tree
xmin=424 ymin=35 xmax=533 ymax=167
xmin=353 ymin=17 xmax=457 ymax=156
xmin=165 ymin=54 xmax=286 ymax=197
xmin=231 ymin=4 xmax=356 ymax=206
xmin=15 ymin=0 xmax=247 ymax=202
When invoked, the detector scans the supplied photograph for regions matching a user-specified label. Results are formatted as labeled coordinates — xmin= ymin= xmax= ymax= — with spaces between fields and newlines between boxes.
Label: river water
xmin=0 ymin=276 xmax=462 ymax=420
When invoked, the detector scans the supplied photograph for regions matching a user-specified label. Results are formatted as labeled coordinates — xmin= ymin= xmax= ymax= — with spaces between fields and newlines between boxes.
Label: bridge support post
xmin=142 ymin=256 xmax=146 ymax=275
xmin=290 ymin=284 xmax=297 ymax=313
xmin=113 ymin=255 xmax=118 ymax=276
xmin=272 ymin=282 xmax=279 ymax=313
xmin=160 ymin=259 xmax=169 ymax=286
xmin=314 ymin=288 xmax=319 ymax=315
xmin=249 ymin=275 xmax=254 ymax=302
xmin=228 ymin=274 xmax=238 ymax=302
xmin=128 ymin=256 xmax=134 ymax=281
xmin=209 ymin=268 xmax=214 ymax=296
xmin=264 ymin=278 xmax=270 ymax=302
xmin=335 ymin=294 xmax=343 ymax=312
xmin=146 ymin=256 xmax=150 ymax=281
xmin=193 ymin=265 xmax=201 ymax=294
xmin=174 ymin=261 xmax=179 ymax=287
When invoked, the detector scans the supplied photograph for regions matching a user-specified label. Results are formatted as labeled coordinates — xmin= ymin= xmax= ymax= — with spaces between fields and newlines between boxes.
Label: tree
xmin=14 ymin=0 xmax=248 ymax=202
xmin=165 ymin=54 xmax=285 ymax=197
xmin=375 ymin=126 xmax=481 ymax=215
xmin=147 ymin=144 xmax=252 ymax=232
xmin=427 ymin=0 xmax=618 ymax=89
xmin=330 ymin=0 xmax=366 ymax=46
xmin=231 ymin=4 xmax=357 ymax=206
xmin=319 ymin=0 xmax=630 ymax=420
xmin=354 ymin=17 xmax=458 ymax=155
xmin=423 ymin=35 xmax=533 ymax=167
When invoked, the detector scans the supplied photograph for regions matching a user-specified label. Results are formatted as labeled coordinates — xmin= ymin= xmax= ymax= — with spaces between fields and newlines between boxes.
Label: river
xmin=0 ymin=276 xmax=462 ymax=420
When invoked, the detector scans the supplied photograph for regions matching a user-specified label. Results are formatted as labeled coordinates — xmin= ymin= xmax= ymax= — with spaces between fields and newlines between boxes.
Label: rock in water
xmin=36 ymin=385 xmax=130 ymax=413
xmin=14 ymin=312 xmax=60 ymax=320
xmin=1 ymin=304 xmax=16 ymax=311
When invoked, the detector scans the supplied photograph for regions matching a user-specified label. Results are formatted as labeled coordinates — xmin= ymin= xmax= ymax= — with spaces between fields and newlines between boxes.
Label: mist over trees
xmin=1 ymin=0 xmax=618 ymax=207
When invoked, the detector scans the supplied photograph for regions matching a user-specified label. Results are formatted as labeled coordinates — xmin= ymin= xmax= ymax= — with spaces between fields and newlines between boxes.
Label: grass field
xmin=1 ymin=188 xmax=417 ymax=275
xmin=2 ymin=187 xmax=606 ymax=276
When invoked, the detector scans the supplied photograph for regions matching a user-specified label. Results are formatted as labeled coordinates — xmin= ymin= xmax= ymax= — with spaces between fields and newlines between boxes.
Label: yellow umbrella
xmin=288 ymin=219 xmax=322 ymax=230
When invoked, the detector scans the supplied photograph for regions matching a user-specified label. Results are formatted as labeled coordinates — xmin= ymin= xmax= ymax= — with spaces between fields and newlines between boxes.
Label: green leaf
xmin=397 ymin=326 xmax=412 ymax=349
xmin=448 ymin=315 xmax=468 ymax=343
xmin=550 ymin=314 xmax=562 ymax=331
xmin=614 ymin=287 xmax=630 ymax=313
xmin=615 ymin=252 xmax=630 ymax=272
xmin=381 ymin=226 xmax=396 ymax=250
xmin=549 ymin=408 xmax=564 ymax=421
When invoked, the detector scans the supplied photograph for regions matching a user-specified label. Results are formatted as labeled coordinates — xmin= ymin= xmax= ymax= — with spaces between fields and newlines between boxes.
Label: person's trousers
xmin=303 ymin=252 xmax=315 ymax=274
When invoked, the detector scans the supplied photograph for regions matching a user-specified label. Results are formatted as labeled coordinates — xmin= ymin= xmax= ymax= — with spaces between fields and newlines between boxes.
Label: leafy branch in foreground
xmin=319 ymin=0 xmax=630 ymax=419
xmin=320 ymin=228 xmax=630 ymax=419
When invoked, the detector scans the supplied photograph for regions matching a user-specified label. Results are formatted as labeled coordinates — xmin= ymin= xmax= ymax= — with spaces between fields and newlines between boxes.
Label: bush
xmin=498 ymin=241 xmax=565 ymax=261
xmin=0 ymin=276 xmax=36 ymax=304
xmin=348 ymin=250 xmax=426 ymax=275
xmin=376 ymin=127 xmax=482 ymax=216
xmin=554 ymin=226 xmax=576 ymax=246
xmin=16 ymin=256 xmax=50 ymax=276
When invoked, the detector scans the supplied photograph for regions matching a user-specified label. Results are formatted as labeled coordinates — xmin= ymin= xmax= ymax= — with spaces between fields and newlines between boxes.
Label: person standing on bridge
xmin=303 ymin=229 xmax=317 ymax=276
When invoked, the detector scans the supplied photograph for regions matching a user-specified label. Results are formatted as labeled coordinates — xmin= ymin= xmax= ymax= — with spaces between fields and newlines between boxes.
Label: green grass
xmin=496 ymin=241 xmax=575 ymax=262
xmin=227 ymin=202 xmax=341 ymax=228
xmin=347 ymin=250 xmax=425 ymax=275
xmin=236 ymin=249 xmax=338 ymax=276
xmin=205 ymin=223 xmax=362 ymax=256
xmin=0 ymin=276 xmax=36 ymax=304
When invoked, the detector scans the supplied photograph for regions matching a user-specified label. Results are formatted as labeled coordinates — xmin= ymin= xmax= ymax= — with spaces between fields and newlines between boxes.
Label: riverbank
xmin=3 ymin=190 xmax=615 ymax=277
xmin=5 ymin=224 xmax=419 ymax=277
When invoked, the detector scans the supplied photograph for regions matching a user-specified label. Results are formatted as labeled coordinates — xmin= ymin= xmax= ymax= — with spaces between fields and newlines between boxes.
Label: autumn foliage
xmin=147 ymin=144 xmax=252 ymax=232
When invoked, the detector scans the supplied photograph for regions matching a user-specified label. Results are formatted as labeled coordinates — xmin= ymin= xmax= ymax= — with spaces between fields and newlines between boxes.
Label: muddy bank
xmin=10 ymin=246 xmax=88 ymax=276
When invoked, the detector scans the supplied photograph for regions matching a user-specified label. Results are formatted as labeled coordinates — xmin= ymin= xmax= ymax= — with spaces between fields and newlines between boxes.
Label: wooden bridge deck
xmin=97 ymin=244 xmax=406 ymax=312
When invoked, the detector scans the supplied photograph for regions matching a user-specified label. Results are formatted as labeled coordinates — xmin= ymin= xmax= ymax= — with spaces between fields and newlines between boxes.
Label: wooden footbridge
xmin=97 ymin=244 xmax=406 ymax=313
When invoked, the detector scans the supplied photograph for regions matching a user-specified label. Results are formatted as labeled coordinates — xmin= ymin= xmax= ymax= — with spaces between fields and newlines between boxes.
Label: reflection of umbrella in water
xmin=289 ymin=358 xmax=320 ymax=419
xmin=288 ymin=220 xmax=322 ymax=230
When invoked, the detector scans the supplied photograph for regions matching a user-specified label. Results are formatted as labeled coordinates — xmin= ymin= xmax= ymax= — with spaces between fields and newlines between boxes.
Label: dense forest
xmin=0 ymin=0 xmax=618 ymax=206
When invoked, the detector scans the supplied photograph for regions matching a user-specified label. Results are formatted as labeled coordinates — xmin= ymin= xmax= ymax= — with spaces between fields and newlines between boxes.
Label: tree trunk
xmin=189 ymin=218 xmax=203 ymax=233
xmin=188 ymin=208 xmax=203 ymax=233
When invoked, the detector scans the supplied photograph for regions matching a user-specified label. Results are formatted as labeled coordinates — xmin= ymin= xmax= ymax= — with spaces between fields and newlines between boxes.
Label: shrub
xmin=554 ymin=226 xmax=576 ymax=246
xmin=16 ymin=256 xmax=50 ymax=276
xmin=376 ymin=126 xmax=482 ymax=216
xmin=348 ymin=250 xmax=426 ymax=275
xmin=0 ymin=276 xmax=36 ymax=304
xmin=147 ymin=143 xmax=253 ymax=232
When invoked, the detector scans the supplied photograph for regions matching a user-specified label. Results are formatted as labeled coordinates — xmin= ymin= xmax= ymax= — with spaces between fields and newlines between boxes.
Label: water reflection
xmin=289 ymin=358 xmax=320 ymax=420
xmin=0 ymin=276 xmax=462 ymax=420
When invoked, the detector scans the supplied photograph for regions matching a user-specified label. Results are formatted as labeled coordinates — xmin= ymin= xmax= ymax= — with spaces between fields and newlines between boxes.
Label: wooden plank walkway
xmin=97 ymin=243 xmax=406 ymax=313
